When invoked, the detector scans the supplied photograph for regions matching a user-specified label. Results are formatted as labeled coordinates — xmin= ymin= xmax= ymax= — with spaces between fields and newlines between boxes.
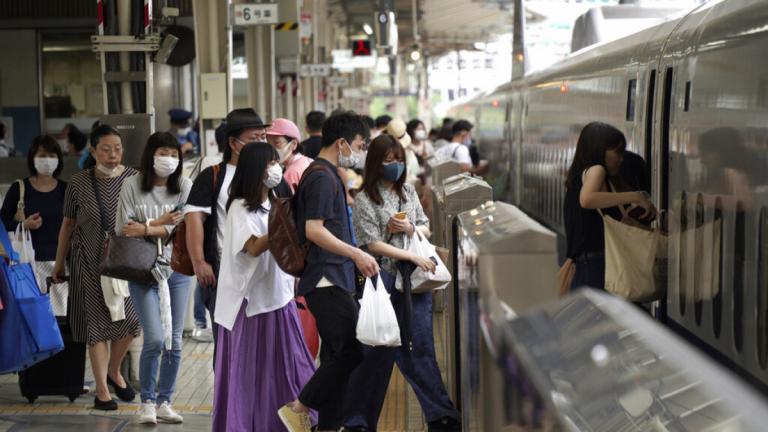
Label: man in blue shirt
xmin=279 ymin=111 xmax=379 ymax=432
xmin=168 ymin=108 xmax=199 ymax=155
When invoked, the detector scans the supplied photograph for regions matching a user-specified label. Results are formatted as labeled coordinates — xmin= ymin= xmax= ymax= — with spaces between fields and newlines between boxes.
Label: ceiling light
xmin=410 ymin=50 xmax=421 ymax=61
xmin=363 ymin=23 xmax=373 ymax=35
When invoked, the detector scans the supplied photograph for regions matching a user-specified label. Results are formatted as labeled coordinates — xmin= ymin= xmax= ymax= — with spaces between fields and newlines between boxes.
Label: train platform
xmin=0 ymin=317 xmax=454 ymax=431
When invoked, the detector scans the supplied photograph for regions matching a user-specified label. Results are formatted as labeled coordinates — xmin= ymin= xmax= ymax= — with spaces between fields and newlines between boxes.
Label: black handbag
xmin=90 ymin=170 xmax=161 ymax=285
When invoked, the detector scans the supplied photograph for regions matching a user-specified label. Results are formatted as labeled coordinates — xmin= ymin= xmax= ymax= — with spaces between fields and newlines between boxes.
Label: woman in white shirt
xmin=212 ymin=142 xmax=316 ymax=432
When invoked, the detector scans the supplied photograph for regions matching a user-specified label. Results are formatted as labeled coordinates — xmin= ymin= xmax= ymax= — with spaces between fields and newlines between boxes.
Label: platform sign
xmin=327 ymin=76 xmax=350 ymax=87
xmin=300 ymin=64 xmax=331 ymax=77
xmin=233 ymin=4 xmax=278 ymax=26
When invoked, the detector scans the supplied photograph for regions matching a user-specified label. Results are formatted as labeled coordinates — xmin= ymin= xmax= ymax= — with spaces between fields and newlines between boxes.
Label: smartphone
xmin=173 ymin=203 xmax=184 ymax=213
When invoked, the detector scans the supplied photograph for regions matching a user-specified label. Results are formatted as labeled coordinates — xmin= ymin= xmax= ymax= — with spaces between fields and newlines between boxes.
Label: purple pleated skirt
xmin=213 ymin=300 xmax=317 ymax=431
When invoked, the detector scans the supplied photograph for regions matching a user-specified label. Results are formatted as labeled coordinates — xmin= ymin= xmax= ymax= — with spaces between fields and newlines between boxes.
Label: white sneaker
xmin=156 ymin=401 xmax=184 ymax=424
xmin=138 ymin=402 xmax=157 ymax=425
xmin=191 ymin=327 xmax=213 ymax=343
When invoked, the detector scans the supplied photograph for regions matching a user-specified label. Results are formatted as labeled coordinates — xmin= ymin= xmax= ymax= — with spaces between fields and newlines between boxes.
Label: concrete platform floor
xmin=0 ymin=315 xmax=451 ymax=431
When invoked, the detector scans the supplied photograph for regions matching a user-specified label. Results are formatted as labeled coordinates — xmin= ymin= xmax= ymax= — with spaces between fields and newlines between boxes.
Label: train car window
xmin=734 ymin=202 xmax=746 ymax=353
xmin=694 ymin=194 xmax=705 ymax=326
xmin=644 ymin=70 xmax=657 ymax=195
xmin=661 ymin=67 xmax=674 ymax=211
xmin=626 ymin=79 xmax=637 ymax=121
xmin=684 ymin=81 xmax=692 ymax=112
xmin=679 ymin=191 xmax=688 ymax=317
xmin=713 ymin=198 xmax=724 ymax=338
xmin=758 ymin=206 xmax=768 ymax=368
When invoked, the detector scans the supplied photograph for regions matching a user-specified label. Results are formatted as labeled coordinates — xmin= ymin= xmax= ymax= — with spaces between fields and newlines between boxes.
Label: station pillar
xmin=192 ymin=0 xmax=232 ymax=156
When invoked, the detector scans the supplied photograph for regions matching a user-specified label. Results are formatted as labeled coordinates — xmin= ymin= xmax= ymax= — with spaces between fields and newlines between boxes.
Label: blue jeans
xmin=344 ymin=290 xmax=460 ymax=429
xmin=193 ymin=283 xmax=207 ymax=328
xmin=128 ymin=272 xmax=192 ymax=404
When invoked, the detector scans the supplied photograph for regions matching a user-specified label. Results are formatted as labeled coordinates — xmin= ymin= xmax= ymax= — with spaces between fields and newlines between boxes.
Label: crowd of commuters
xmin=1 ymin=105 xmax=494 ymax=431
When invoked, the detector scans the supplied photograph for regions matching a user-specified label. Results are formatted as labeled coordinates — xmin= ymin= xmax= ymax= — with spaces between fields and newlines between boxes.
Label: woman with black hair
xmin=1 ymin=135 xmax=68 ymax=312
xmin=564 ymin=122 xmax=656 ymax=291
xmin=343 ymin=134 xmax=461 ymax=432
xmin=213 ymin=142 xmax=316 ymax=432
xmin=115 ymin=131 xmax=192 ymax=424
xmin=53 ymin=124 xmax=141 ymax=411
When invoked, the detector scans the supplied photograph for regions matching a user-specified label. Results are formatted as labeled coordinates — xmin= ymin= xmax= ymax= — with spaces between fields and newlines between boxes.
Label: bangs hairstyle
xmin=27 ymin=135 xmax=64 ymax=177
xmin=361 ymin=134 xmax=407 ymax=206
xmin=227 ymin=142 xmax=278 ymax=213
xmin=565 ymin=122 xmax=627 ymax=189
xmin=140 ymin=132 xmax=184 ymax=194
xmin=90 ymin=124 xmax=121 ymax=149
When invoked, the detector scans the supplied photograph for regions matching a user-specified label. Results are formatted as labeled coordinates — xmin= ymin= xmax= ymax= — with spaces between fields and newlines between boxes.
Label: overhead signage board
xmin=233 ymin=4 xmax=279 ymax=26
xmin=300 ymin=64 xmax=331 ymax=77
xmin=327 ymin=76 xmax=350 ymax=87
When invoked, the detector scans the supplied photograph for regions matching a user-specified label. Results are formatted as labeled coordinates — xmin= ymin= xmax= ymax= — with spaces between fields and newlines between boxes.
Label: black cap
xmin=168 ymin=108 xmax=193 ymax=123
xmin=452 ymin=119 xmax=474 ymax=135
xmin=225 ymin=108 xmax=268 ymax=135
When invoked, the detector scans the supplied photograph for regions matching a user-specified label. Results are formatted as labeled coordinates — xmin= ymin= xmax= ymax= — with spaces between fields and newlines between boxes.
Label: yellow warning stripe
xmin=274 ymin=21 xmax=299 ymax=31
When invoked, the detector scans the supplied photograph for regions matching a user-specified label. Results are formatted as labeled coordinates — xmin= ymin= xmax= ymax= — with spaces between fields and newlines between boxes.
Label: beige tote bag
xmin=599 ymin=179 xmax=663 ymax=302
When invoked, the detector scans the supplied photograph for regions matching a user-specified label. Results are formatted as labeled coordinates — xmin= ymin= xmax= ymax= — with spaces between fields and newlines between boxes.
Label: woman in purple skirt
xmin=212 ymin=142 xmax=316 ymax=431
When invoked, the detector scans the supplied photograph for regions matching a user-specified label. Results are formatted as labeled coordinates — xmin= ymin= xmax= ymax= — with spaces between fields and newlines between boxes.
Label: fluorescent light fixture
xmin=363 ymin=23 xmax=374 ymax=35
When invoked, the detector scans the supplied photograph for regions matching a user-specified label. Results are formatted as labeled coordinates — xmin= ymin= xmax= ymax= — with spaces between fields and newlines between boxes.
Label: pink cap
xmin=266 ymin=118 xmax=301 ymax=142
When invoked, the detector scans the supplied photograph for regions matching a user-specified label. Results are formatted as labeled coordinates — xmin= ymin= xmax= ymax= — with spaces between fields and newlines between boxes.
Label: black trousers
xmin=200 ymin=285 xmax=219 ymax=370
xmin=299 ymin=286 xmax=364 ymax=429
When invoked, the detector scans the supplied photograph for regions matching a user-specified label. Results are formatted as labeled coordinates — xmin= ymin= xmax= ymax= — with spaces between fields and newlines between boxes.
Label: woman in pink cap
xmin=266 ymin=118 xmax=314 ymax=193
xmin=265 ymin=118 xmax=322 ymax=363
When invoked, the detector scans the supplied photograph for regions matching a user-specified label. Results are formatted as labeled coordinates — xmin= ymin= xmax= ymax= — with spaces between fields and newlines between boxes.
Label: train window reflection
xmin=758 ymin=207 xmax=768 ymax=368
xmin=694 ymin=194 xmax=704 ymax=326
xmin=679 ymin=191 xmax=688 ymax=317
xmin=713 ymin=198 xmax=724 ymax=338
xmin=626 ymin=79 xmax=637 ymax=121
xmin=734 ymin=202 xmax=746 ymax=353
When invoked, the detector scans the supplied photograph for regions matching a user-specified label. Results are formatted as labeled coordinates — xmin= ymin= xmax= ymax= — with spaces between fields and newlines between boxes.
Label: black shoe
xmin=93 ymin=396 xmax=118 ymax=411
xmin=107 ymin=375 xmax=136 ymax=402
xmin=341 ymin=427 xmax=367 ymax=432
xmin=427 ymin=417 xmax=461 ymax=432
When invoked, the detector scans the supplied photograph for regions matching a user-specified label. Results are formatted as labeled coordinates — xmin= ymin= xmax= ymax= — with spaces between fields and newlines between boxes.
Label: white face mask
xmin=264 ymin=163 xmax=283 ymax=189
xmin=176 ymin=126 xmax=191 ymax=136
xmin=352 ymin=150 xmax=367 ymax=171
xmin=153 ymin=156 xmax=180 ymax=178
xmin=276 ymin=142 xmax=294 ymax=165
xmin=96 ymin=163 xmax=118 ymax=176
xmin=338 ymin=140 xmax=359 ymax=169
xmin=415 ymin=129 xmax=427 ymax=141
xmin=34 ymin=157 xmax=59 ymax=176
xmin=57 ymin=138 xmax=69 ymax=151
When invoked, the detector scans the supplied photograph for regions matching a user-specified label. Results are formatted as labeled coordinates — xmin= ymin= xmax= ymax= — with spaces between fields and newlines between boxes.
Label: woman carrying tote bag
xmin=563 ymin=122 xmax=657 ymax=293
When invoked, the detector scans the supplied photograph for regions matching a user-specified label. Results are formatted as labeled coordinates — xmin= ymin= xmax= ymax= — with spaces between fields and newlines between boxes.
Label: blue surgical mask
xmin=382 ymin=161 xmax=405 ymax=182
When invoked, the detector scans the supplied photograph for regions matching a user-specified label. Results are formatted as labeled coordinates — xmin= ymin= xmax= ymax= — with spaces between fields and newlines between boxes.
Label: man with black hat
xmin=183 ymin=108 xmax=292 ymax=364
xmin=169 ymin=108 xmax=200 ymax=155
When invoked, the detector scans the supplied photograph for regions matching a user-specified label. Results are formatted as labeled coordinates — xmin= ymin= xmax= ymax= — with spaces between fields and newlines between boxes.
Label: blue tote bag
xmin=0 ymin=256 xmax=64 ymax=374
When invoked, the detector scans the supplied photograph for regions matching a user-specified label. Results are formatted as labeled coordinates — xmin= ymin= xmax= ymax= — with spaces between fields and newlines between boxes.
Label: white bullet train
xmin=451 ymin=0 xmax=768 ymax=390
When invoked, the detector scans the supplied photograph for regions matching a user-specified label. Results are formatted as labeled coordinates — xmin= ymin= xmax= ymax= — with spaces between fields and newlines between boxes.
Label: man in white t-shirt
xmin=433 ymin=119 xmax=474 ymax=172
xmin=183 ymin=108 xmax=269 ymax=359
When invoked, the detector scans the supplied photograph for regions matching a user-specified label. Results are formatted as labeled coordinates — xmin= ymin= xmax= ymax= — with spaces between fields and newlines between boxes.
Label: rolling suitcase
xmin=18 ymin=277 xmax=86 ymax=403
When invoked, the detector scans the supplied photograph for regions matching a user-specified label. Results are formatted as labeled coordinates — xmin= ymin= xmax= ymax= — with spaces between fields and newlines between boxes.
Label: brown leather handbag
xmin=170 ymin=164 xmax=220 ymax=276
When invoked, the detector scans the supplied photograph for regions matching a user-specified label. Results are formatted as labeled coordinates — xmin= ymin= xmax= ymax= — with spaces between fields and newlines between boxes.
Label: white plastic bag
xmin=406 ymin=230 xmax=451 ymax=293
xmin=12 ymin=224 xmax=35 ymax=266
xmin=356 ymin=276 xmax=401 ymax=347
